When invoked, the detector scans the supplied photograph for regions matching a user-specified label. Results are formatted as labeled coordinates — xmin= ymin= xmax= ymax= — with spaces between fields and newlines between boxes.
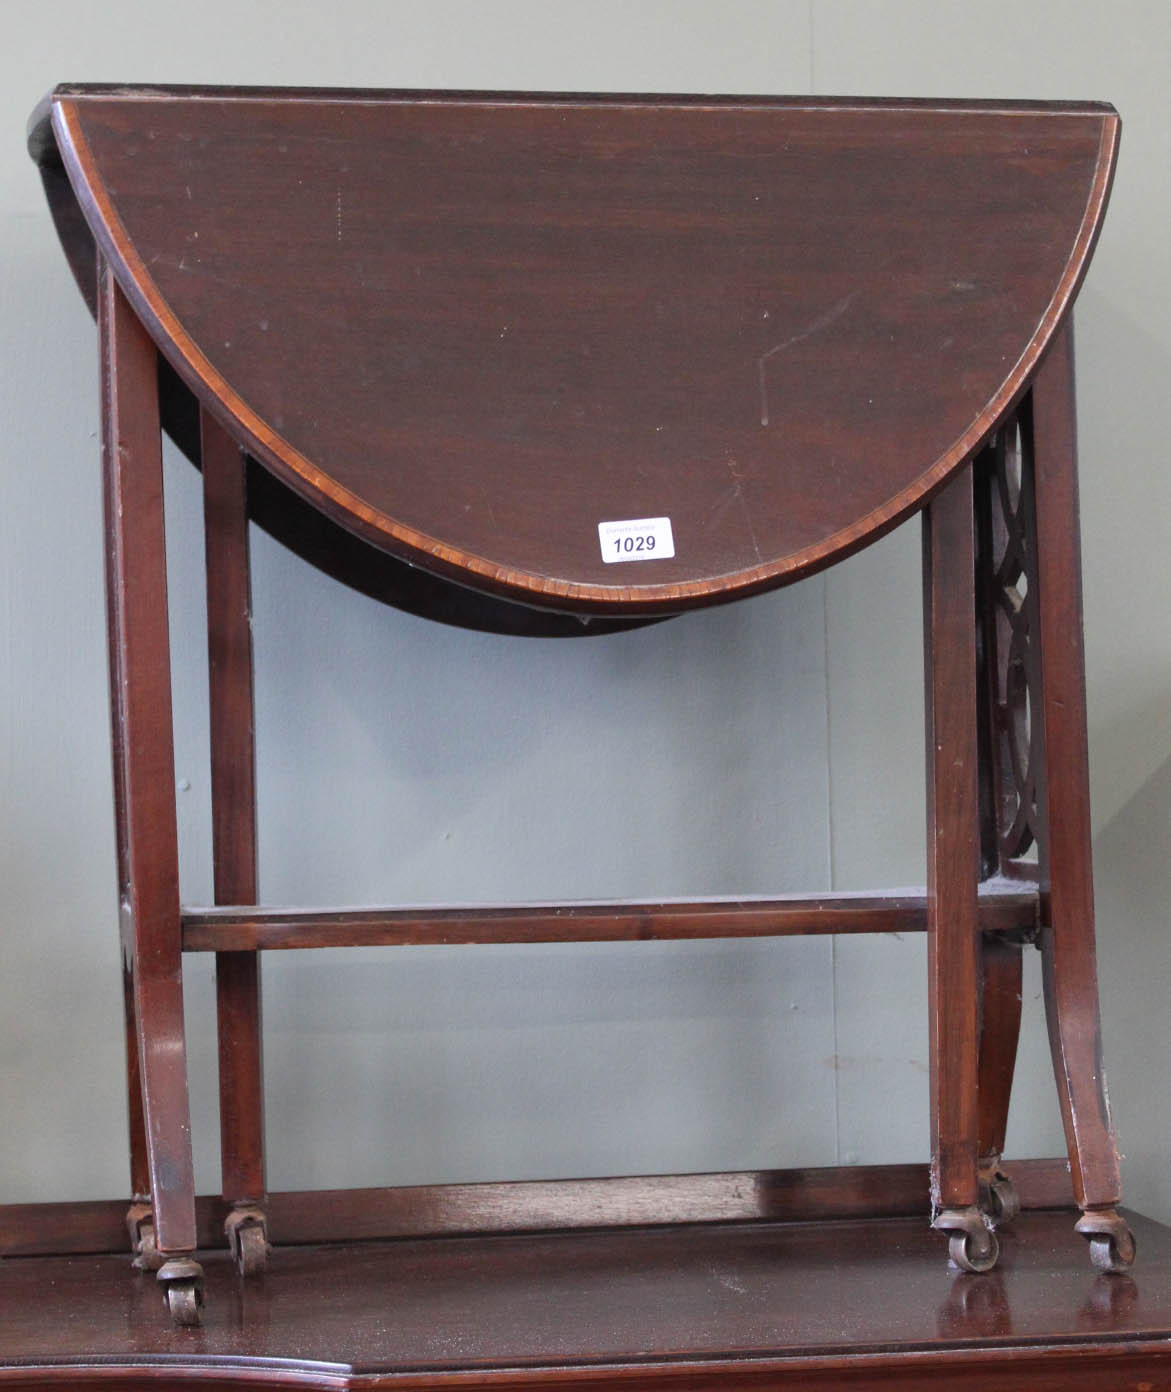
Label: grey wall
xmin=1 ymin=3 xmax=1167 ymax=1220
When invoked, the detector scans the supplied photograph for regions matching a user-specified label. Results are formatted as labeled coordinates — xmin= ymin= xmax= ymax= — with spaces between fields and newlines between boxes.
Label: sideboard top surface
xmin=31 ymin=86 xmax=1118 ymax=614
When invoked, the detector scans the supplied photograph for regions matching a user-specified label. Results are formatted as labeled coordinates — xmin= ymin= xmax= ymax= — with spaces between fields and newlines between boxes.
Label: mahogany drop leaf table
xmin=28 ymin=84 xmax=1130 ymax=1326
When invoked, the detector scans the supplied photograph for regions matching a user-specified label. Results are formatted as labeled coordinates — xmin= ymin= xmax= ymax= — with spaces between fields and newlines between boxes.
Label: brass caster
xmin=126 ymin=1201 xmax=164 ymax=1272
xmin=224 ymin=1206 xmax=269 ymax=1278
xmin=935 ymin=1207 xmax=1000 ymax=1274
xmin=1076 ymin=1210 xmax=1136 ymax=1274
xmin=985 ymin=1175 xmax=1020 ymax=1224
xmin=977 ymin=1159 xmax=1020 ymax=1225
xmin=158 ymin=1257 xmax=205 ymax=1327
xmin=133 ymin=1222 xmax=165 ymax=1272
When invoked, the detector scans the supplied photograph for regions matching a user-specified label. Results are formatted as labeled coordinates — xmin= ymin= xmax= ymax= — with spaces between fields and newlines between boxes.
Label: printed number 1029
xmin=615 ymin=533 xmax=656 ymax=555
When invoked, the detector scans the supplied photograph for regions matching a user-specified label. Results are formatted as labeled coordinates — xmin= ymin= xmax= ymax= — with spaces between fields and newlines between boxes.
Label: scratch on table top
xmin=725 ymin=457 xmax=762 ymax=563
xmin=758 ymin=290 xmax=860 ymax=426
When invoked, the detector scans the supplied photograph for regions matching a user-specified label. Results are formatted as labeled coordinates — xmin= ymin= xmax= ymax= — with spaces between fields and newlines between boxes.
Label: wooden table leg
xmin=201 ymin=408 xmax=269 ymax=1277
xmin=99 ymin=259 xmax=203 ymax=1324
xmin=977 ymin=935 xmax=1024 ymax=1223
xmin=923 ymin=463 xmax=997 ymax=1273
xmin=1030 ymin=320 xmax=1134 ymax=1273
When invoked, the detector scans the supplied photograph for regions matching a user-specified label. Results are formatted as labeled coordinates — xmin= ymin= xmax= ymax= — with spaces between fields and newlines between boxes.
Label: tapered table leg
xmin=977 ymin=935 xmax=1023 ymax=1223
xmin=99 ymin=260 xmax=203 ymax=1324
xmin=923 ymin=464 xmax=997 ymax=1273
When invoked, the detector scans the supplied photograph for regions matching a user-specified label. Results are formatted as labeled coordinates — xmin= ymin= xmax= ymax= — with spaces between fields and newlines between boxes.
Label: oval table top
xmin=30 ymin=86 xmax=1118 ymax=617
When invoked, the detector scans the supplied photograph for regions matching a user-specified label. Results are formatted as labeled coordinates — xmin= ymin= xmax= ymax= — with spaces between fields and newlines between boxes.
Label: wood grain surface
xmin=0 ymin=1159 xmax=1076 ymax=1259
xmin=178 ymin=884 xmax=1039 ymax=951
xmin=33 ymin=87 xmax=1118 ymax=615
xmin=1 ymin=1204 xmax=1166 ymax=1390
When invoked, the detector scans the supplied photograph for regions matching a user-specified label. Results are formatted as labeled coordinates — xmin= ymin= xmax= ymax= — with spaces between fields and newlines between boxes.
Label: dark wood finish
xmin=102 ymin=262 xmax=150 ymax=1206
xmin=202 ymin=409 xmax=266 ymax=1210
xmin=37 ymin=87 xmax=1117 ymax=616
xmin=977 ymin=936 xmax=1024 ymax=1166
xmin=922 ymin=466 xmax=982 ymax=1214
xmin=179 ymin=886 xmax=1038 ymax=952
xmin=3 ymin=1206 xmax=1170 ymax=1390
xmin=119 ymin=961 xmax=150 ymax=1204
xmin=28 ymin=86 xmax=1130 ymax=1316
xmin=31 ymin=97 xmax=648 ymax=637
xmin=236 ymin=450 xmax=661 ymax=638
xmin=1030 ymin=323 xmax=1121 ymax=1214
xmin=0 ymin=1159 xmax=1077 ymax=1258
xmin=99 ymin=261 xmax=197 ymax=1258
xmin=26 ymin=108 xmax=691 ymax=639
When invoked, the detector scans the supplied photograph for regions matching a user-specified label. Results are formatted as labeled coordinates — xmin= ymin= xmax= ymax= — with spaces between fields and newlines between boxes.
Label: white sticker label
xmin=598 ymin=516 xmax=675 ymax=563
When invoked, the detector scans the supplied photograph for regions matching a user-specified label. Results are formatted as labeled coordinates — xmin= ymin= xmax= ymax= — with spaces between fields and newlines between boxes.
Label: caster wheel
xmin=131 ymin=1220 xmax=165 ymax=1272
xmin=1076 ymin=1210 xmax=1136 ymax=1274
xmin=233 ymin=1219 xmax=269 ymax=1277
xmin=225 ymin=1207 xmax=270 ymax=1278
xmin=1088 ymin=1228 xmax=1136 ymax=1274
xmin=164 ymin=1278 xmax=204 ymax=1327
xmin=158 ymin=1258 xmax=205 ymax=1328
xmin=947 ymin=1225 xmax=1000 ymax=1274
xmin=985 ymin=1175 xmax=1020 ymax=1225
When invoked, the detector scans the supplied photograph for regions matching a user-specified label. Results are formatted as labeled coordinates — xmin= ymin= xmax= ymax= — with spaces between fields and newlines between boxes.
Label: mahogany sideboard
xmin=25 ymin=85 xmax=1132 ymax=1329
xmin=4 ymin=1197 xmax=1171 ymax=1390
